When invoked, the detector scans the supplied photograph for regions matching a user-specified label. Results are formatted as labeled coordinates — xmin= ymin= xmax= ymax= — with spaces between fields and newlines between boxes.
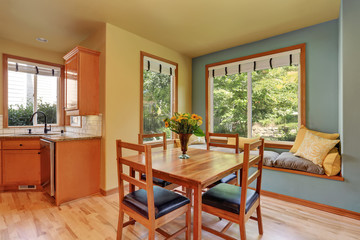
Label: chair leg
xmin=117 ymin=210 xmax=124 ymax=240
xmin=239 ymin=220 xmax=246 ymax=240
xmin=256 ymin=205 xmax=263 ymax=235
xmin=185 ymin=205 xmax=191 ymax=240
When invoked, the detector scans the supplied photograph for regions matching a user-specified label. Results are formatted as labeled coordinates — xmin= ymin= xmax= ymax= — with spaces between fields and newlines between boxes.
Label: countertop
xmin=0 ymin=132 xmax=101 ymax=142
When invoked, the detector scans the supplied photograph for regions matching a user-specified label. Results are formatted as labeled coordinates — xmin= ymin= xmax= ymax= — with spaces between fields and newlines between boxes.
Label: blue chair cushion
xmin=202 ymin=183 xmax=259 ymax=214
xmin=141 ymin=173 xmax=172 ymax=187
xmin=216 ymin=173 xmax=237 ymax=184
xmin=123 ymin=186 xmax=190 ymax=219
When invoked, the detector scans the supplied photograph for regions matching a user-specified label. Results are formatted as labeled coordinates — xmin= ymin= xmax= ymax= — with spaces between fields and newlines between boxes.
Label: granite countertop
xmin=0 ymin=132 xmax=101 ymax=142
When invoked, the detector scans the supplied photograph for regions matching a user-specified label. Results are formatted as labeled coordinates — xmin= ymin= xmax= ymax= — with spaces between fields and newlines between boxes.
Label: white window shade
xmin=209 ymin=49 xmax=300 ymax=77
xmin=8 ymin=58 xmax=61 ymax=77
xmin=143 ymin=56 xmax=176 ymax=76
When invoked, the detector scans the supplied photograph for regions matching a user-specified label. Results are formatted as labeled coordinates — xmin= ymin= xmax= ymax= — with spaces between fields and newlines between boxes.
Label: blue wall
xmin=192 ymin=19 xmax=360 ymax=213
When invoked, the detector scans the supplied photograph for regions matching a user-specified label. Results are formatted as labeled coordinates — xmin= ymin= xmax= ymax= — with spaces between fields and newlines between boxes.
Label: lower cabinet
xmin=1 ymin=139 xmax=41 ymax=186
xmin=3 ymin=150 xmax=41 ymax=185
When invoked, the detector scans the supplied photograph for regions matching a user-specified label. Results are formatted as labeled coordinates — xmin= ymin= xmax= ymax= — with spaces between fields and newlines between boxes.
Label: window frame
xmin=205 ymin=43 xmax=306 ymax=146
xmin=2 ymin=54 xmax=65 ymax=128
xmin=139 ymin=51 xmax=178 ymax=138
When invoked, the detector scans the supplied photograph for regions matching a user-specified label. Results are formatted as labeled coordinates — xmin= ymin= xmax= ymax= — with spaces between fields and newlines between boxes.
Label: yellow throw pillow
xmin=295 ymin=131 xmax=340 ymax=166
xmin=323 ymin=148 xmax=341 ymax=176
xmin=290 ymin=125 xmax=339 ymax=153
xmin=227 ymin=137 xmax=260 ymax=150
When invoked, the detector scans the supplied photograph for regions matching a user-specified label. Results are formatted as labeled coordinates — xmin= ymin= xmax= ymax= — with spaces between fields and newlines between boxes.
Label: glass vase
xmin=178 ymin=133 xmax=192 ymax=159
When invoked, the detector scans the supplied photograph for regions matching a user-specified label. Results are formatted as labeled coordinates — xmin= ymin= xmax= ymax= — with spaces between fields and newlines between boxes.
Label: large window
xmin=140 ymin=52 xmax=178 ymax=140
xmin=207 ymin=44 xmax=305 ymax=142
xmin=3 ymin=55 xmax=63 ymax=127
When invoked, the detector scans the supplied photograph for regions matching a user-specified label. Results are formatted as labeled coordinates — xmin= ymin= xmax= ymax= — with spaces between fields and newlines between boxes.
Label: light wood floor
xmin=0 ymin=191 xmax=359 ymax=240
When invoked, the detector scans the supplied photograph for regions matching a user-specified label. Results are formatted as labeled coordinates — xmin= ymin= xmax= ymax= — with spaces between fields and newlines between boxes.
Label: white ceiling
xmin=0 ymin=0 xmax=340 ymax=57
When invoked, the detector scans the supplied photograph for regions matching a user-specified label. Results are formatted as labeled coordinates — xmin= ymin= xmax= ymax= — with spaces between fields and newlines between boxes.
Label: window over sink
xmin=3 ymin=54 xmax=64 ymax=127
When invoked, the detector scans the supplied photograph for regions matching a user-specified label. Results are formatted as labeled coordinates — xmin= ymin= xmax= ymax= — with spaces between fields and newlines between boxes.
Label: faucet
xmin=29 ymin=111 xmax=51 ymax=134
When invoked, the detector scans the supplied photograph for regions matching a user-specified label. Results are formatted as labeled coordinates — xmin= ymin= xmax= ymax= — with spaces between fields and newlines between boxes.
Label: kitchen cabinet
xmin=55 ymin=139 xmax=100 ymax=205
xmin=2 ymin=139 xmax=41 ymax=186
xmin=64 ymin=46 xmax=100 ymax=116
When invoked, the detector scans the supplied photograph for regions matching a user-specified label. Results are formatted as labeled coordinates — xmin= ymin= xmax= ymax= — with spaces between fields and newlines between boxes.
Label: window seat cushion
xmin=273 ymin=152 xmax=325 ymax=175
xmin=189 ymin=144 xmax=279 ymax=167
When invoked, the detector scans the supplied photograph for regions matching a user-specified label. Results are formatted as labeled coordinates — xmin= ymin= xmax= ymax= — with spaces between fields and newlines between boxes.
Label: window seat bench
xmin=188 ymin=144 xmax=344 ymax=181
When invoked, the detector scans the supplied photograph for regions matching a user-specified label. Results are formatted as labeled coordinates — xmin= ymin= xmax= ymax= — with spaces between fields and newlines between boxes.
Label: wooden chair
xmin=116 ymin=140 xmax=191 ymax=240
xmin=138 ymin=133 xmax=179 ymax=191
xmin=201 ymin=138 xmax=265 ymax=240
xmin=206 ymin=132 xmax=240 ymax=186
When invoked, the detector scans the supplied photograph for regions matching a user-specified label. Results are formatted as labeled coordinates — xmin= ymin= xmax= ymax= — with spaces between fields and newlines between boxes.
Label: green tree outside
xmin=213 ymin=66 xmax=299 ymax=141
xmin=143 ymin=70 xmax=172 ymax=140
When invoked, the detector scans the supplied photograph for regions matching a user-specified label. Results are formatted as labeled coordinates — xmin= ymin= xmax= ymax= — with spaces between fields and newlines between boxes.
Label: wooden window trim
xmin=2 ymin=54 xmax=65 ymax=128
xmin=205 ymin=43 xmax=306 ymax=145
xmin=139 ymin=51 xmax=178 ymax=137
xmin=256 ymin=165 xmax=344 ymax=181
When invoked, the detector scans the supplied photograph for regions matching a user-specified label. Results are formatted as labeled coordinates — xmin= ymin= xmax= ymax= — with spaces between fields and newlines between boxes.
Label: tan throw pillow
xmin=188 ymin=134 xmax=206 ymax=145
xmin=295 ymin=131 xmax=340 ymax=166
xmin=290 ymin=125 xmax=340 ymax=153
xmin=227 ymin=137 xmax=260 ymax=150
xmin=323 ymin=148 xmax=341 ymax=176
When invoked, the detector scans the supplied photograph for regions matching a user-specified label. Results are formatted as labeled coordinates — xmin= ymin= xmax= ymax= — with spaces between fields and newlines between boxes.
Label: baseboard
xmin=100 ymin=187 xmax=118 ymax=196
xmin=260 ymin=189 xmax=360 ymax=221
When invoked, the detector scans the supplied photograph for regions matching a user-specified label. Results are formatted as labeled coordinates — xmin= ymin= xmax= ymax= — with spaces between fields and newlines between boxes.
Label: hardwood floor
xmin=0 ymin=191 xmax=359 ymax=240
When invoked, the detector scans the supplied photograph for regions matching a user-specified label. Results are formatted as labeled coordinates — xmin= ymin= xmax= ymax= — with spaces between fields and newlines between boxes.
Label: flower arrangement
xmin=163 ymin=112 xmax=205 ymax=136
xmin=164 ymin=112 xmax=205 ymax=159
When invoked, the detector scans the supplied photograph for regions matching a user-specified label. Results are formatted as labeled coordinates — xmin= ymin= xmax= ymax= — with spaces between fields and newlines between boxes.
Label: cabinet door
xmin=3 ymin=150 xmax=41 ymax=185
xmin=65 ymin=54 xmax=79 ymax=110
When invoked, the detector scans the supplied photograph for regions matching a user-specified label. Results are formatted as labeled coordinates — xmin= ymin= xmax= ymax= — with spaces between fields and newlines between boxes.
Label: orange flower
xmin=191 ymin=114 xmax=197 ymax=120
xmin=165 ymin=122 xmax=169 ymax=127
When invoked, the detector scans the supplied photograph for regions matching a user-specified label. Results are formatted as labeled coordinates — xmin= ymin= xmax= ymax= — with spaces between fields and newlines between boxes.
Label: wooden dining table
xmin=123 ymin=147 xmax=254 ymax=239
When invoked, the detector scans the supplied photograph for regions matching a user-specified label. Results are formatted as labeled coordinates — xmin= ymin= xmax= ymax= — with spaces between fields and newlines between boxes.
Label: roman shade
xmin=208 ymin=49 xmax=300 ymax=77
xmin=8 ymin=58 xmax=61 ymax=77
xmin=143 ymin=56 xmax=176 ymax=76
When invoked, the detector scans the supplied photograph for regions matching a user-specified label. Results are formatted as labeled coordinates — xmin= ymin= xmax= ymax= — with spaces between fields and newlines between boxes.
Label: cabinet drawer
xmin=3 ymin=140 xmax=40 ymax=150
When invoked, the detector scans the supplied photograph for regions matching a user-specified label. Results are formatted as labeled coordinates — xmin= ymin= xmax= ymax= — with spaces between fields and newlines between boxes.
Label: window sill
xmin=257 ymin=165 xmax=344 ymax=181
xmin=264 ymin=140 xmax=294 ymax=149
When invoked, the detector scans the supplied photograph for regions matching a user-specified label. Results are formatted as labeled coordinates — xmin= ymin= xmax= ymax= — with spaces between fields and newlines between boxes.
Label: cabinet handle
xmin=38 ymin=152 xmax=41 ymax=154
xmin=19 ymin=144 xmax=23 ymax=146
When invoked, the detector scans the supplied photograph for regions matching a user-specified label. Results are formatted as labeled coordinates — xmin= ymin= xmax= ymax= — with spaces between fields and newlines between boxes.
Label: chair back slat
xmin=138 ymin=132 xmax=167 ymax=150
xmin=239 ymin=138 xmax=264 ymax=217
xmin=121 ymin=173 xmax=147 ymax=190
xmin=248 ymin=155 xmax=261 ymax=168
xmin=206 ymin=132 xmax=239 ymax=153
xmin=116 ymin=140 xmax=156 ymax=221
xmin=247 ymin=170 xmax=260 ymax=186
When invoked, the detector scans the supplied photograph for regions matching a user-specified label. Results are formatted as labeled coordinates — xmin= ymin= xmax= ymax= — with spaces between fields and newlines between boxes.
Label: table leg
xmin=193 ymin=184 xmax=202 ymax=240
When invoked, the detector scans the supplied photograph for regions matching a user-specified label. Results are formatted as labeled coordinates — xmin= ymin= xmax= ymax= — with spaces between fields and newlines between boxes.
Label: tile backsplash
xmin=65 ymin=114 xmax=102 ymax=136
xmin=0 ymin=114 xmax=102 ymax=136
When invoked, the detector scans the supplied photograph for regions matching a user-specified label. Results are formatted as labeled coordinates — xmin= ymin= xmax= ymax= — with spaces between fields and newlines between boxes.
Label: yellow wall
xmin=0 ymin=37 xmax=64 ymax=115
xmin=79 ymin=25 xmax=107 ymax=190
xmin=104 ymin=23 xmax=192 ymax=190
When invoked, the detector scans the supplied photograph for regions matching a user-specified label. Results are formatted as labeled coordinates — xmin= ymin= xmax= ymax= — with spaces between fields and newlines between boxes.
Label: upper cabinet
xmin=64 ymin=46 xmax=100 ymax=116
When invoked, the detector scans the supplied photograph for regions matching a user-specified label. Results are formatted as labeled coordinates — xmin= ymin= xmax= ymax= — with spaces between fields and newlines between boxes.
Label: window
xmin=140 ymin=52 xmax=178 ymax=140
xmin=207 ymin=44 xmax=305 ymax=142
xmin=3 ymin=55 xmax=63 ymax=127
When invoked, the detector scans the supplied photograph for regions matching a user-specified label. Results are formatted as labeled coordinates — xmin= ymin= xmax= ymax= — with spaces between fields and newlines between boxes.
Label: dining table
xmin=123 ymin=147 xmax=255 ymax=239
